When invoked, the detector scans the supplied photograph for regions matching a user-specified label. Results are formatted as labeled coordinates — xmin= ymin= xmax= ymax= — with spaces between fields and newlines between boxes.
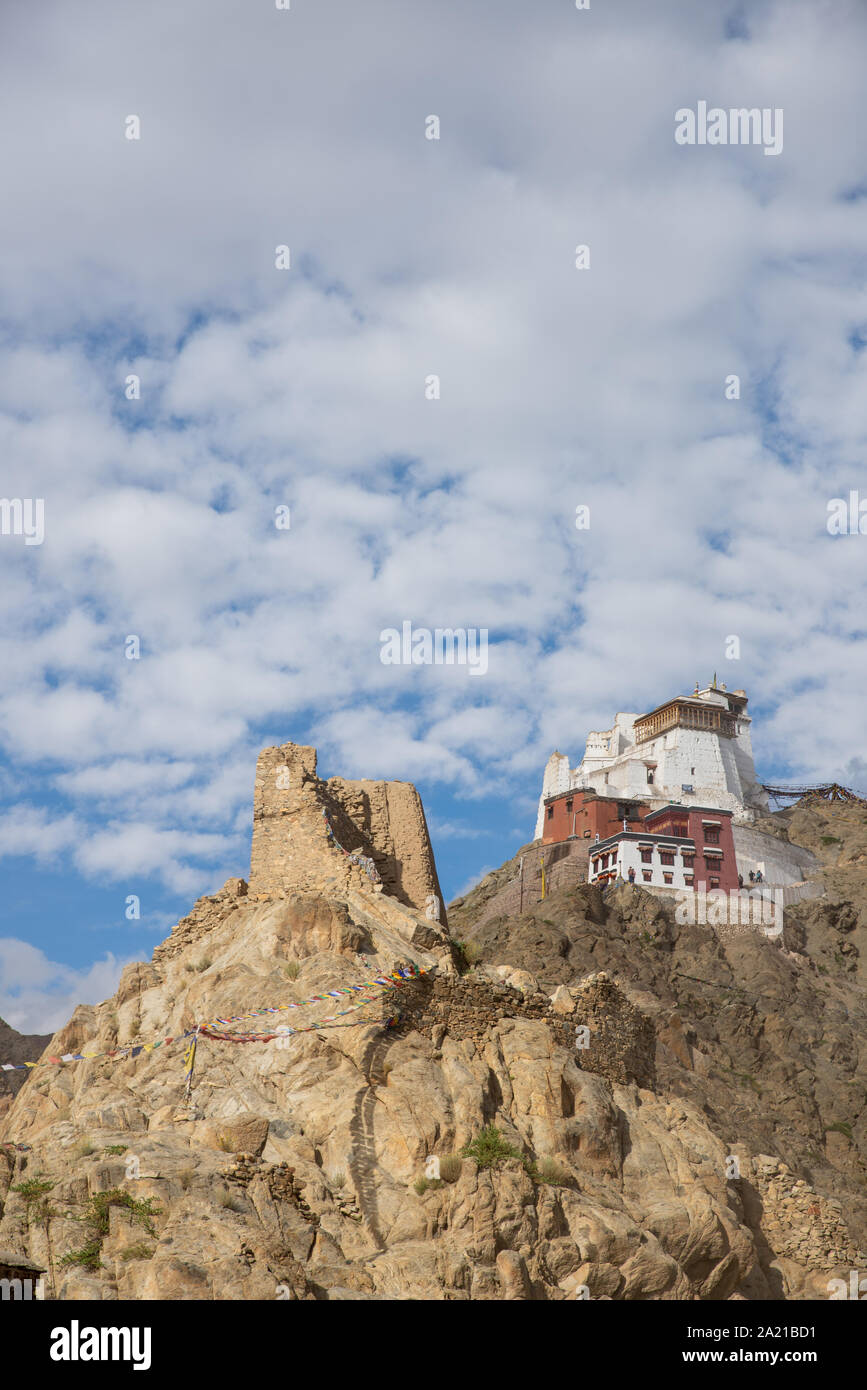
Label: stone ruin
xmin=248 ymin=742 xmax=447 ymax=928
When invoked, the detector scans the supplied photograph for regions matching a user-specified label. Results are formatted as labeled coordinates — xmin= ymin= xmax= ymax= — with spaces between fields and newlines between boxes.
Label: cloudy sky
xmin=1 ymin=0 xmax=865 ymax=1033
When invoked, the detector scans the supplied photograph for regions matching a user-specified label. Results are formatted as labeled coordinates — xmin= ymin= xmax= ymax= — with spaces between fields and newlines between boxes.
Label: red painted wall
xmin=644 ymin=805 xmax=739 ymax=893
xmin=541 ymin=790 xmax=648 ymax=845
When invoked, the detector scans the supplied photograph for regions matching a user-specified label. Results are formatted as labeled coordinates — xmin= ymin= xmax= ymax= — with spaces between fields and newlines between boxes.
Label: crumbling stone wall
xmin=325 ymin=776 xmax=445 ymax=923
xmin=249 ymin=743 xmax=446 ymax=922
xmin=394 ymin=970 xmax=655 ymax=1089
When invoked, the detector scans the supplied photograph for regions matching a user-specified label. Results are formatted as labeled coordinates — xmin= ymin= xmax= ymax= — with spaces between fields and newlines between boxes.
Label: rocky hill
xmin=0 ymin=1018 xmax=51 ymax=1121
xmin=1 ymin=763 xmax=865 ymax=1300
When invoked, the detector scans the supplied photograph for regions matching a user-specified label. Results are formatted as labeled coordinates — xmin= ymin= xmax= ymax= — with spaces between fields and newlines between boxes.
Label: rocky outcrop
xmin=0 ymin=783 xmax=864 ymax=1300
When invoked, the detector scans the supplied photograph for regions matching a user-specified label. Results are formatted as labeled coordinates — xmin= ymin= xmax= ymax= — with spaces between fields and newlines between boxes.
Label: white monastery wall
xmin=731 ymin=827 xmax=819 ymax=887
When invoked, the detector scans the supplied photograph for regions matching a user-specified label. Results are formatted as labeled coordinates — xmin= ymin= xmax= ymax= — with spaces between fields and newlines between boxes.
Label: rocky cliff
xmin=0 ymin=1017 xmax=51 ymax=1121
xmin=0 ymin=775 xmax=864 ymax=1300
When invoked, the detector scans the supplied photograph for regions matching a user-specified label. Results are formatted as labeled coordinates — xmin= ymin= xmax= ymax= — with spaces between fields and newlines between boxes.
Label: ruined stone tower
xmin=249 ymin=742 xmax=447 ymax=927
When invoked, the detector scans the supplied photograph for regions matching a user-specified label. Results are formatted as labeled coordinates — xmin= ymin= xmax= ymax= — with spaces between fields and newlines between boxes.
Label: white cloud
xmin=0 ymin=0 xmax=865 ymax=1008
xmin=0 ymin=938 xmax=132 ymax=1035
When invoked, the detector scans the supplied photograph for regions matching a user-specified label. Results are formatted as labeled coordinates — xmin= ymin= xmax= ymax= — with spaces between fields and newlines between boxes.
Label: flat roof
xmin=590 ymin=832 xmax=696 ymax=852
xmin=635 ymin=695 xmax=736 ymax=723
xmin=542 ymin=788 xmax=645 ymax=807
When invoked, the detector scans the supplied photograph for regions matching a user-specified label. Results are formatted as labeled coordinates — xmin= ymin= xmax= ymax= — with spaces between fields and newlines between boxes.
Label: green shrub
xmin=87 ymin=1189 xmax=161 ymax=1238
xmin=178 ymin=1168 xmax=195 ymax=1191
xmin=195 ymin=958 xmax=212 ymax=973
xmin=73 ymin=1139 xmax=96 ymax=1158
xmin=103 ymin=1144 xmax=127 ymax=1156
xmin=820 ymin=836 xmax=841 ymax=846
xmin=460 ymin=1125 xmax=523 ymax=1170
xmin=329 ymin=1170 xmax=346 ymax=1189
xmin=60 ymin=1240 xmax=102 ymax=1271
xmin=120 ymin=1242 xmax=154 ymax=1261
xmin=413 ymin=1176 xmax=443 ymax=1195
xmin=11 ymin=1176 xmax=55 ymax=1225
xmin=12 ymin=1177 xmax=54 ymax=1204
xmin=284 ymin=961 xmax=300 ymax=980
xmin=828 ymin=1121 xmax=853 ymax=1141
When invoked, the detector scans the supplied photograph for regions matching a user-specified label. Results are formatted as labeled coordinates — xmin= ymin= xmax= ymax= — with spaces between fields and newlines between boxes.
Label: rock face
xmin=0 ymin=779 xmax=864 ymax=1300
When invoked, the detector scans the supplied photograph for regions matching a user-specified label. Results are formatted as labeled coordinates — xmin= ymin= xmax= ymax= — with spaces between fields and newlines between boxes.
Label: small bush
xmin=219 ymin=1189 xmax=245 ymax=1213
xmin=12 ymin=1177 xmax=55 ymax=1205
xmin=216 ymin=1134 xmax=234 ymax=1152
xmin=60 ymin=1240 xmax=102 ymax=1271
xmin=195 ymin=958 xmax=212 ymax=973
xmin=438 ymin=1155 xmax=462 ymax=1183
xmin=829 ymin=1121 xmax=853 ymax=1141
xmin=820 ymin=835 xmax=841 ymax=846
xmin=88 ymin=1189 xmax=161 ymax=1237
xmin=329 ymin=1170 xmax=346 ymax=1189
xmin=460 ymin=1125 xmax=523 ymax=1171
xmin=284 ymin=961 xmax=300 ymax=980
xmin=12 ymin=1176 xmax=55 ymax=1225
xmin=413 ymin=1176 xmax=443 ymax=1195
xmin=178 ymin=1168 xmax=195 ymax=1191
xmin=534 ymin=1158 xmax=570 ymax=1187
xmin=462 ymin=940 xmax=483 ymax=965
xmin=73 ymin=1139 xmax=96 ymax=1158
xmin=104 ymin=1144 xmax=127 ymax=1156
xmin=120 ymin=1242 xmax=154 ymax=1261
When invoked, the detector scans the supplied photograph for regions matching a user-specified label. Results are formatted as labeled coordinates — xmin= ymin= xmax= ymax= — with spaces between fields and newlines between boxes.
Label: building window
xmin=672 ymin=822 xmax=688 ymax=838
xmin=684 ymin=874 xmax=694 ymax=886
xmin=640 ymin=849 xmax=652 ymax=864
xmin=704 ymin=827 xmax=720 ymax=845
xmin=565 ymin=798 xmax=572 ymax=811
xmin=660 ymin=851 xmax=675 ymax=866
xmin=682 ymin=854 xmax=694 ymax=868
xmin=710 ymin=877 xmax=720 ymax=889
xmin=601 ymin=854 xmax=609 ymax=868
xmin=547 ymin=806 xmax=553 ymax=820
xmin=663 ymin=872 xmax=673 ymax=884
xmin=704 ymin=856 xmax=721 ymax=871
xmin=647 ymin=769 xmax=654 ymax=784
xmin=642 ymin=870 xmax=652 ymax=882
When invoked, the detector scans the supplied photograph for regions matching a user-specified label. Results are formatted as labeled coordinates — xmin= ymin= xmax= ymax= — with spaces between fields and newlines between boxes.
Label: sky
xmin=1 ymin=0 xmax=866 ymax=1033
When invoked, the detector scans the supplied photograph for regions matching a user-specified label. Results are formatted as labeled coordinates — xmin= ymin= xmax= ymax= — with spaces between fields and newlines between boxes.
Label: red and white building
xmin=587 ymin=804 xmax=739 ymax=894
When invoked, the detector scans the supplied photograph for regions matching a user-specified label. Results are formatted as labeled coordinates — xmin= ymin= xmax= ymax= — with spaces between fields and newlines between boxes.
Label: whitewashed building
xmin=535 ymin=682 xmax=768 ymax=841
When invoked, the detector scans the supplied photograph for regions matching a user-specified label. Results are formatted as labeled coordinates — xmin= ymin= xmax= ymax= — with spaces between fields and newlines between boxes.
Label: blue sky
xmin=1 ymin=0 xmax=866 ymax=1032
